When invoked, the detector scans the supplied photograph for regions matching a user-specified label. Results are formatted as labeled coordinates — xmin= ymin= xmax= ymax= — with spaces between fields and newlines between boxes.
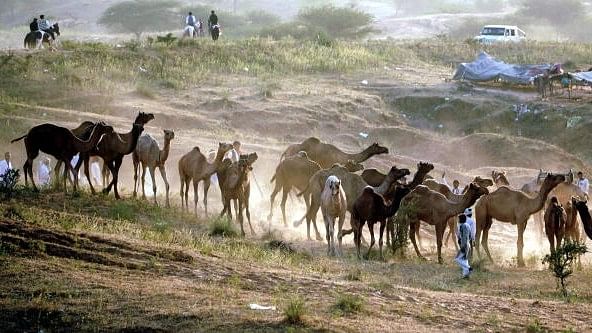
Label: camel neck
xmin=72 ymin=125 xmax=102 ymax=153
xmin=159 ymin=137 xmax=172 ymax=163
xmin=349 ymin=146 xmax=374 ymax=163
xmin=528 ymin=180 xmax=555 ymax=214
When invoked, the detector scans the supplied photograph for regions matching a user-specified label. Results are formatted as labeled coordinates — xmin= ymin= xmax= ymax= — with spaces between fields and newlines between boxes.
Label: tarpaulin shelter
xmin=453 ymin=52 xmax=552 ymax=85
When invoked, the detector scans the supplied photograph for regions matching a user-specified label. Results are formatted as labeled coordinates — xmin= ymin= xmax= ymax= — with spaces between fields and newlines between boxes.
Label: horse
xmin=211 ymin=24 xmax=220 ymax=41
xmin=182 ymin=25 xmax=196 ymax=38
xmin=24 ymin=23 xmax=60 ymax=49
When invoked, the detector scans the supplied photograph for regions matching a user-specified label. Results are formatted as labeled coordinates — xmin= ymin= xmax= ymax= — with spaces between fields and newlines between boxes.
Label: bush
xmin=332 ymin=294 xmax=364 ymax=315
xmin=542 ymin=241 xmax=587 ymax=297
xmin=283 ymin=296 xmax=306 ymax=325
xmin=0 ymin=169 xmax=20 ymax=200
xmin=208 ymin=216 xmax=238 ymax=237
xmin=99 ymin=0 xmax=180 ymax=39
xmin=297 ymin=5 xmax=374 ymax=40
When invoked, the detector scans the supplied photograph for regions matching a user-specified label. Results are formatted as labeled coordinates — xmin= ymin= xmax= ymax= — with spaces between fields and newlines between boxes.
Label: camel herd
xmin=10 ymin=113 xmax=592 ymax=267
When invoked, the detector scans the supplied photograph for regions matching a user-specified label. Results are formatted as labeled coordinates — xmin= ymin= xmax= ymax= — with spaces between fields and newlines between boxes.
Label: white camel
xmin=320 ymin=175 xmax=347 ymax=256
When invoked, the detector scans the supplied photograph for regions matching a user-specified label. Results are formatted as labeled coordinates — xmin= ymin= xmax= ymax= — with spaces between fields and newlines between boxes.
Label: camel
xmin=572 ymin=199 xmax=592 ymax=241
xmin=400 ymin=183 xmax=488 ymax=264
xmin=132 ymin=130 xmax=175 ymax=207
xmin=491 ymin=170 xmax=510 ymax=187
xmin=475 ymin=173 xmax=565 ymax=267
xmin=361 ymin=168 xmax=387 ymax=187
xmin=544 ymin=197 xmax=567 ymax=254
xmin=422 ymin=176 xmax=494 ymax=250
xmin=280 ymin=137 xmax=388 ymax=169
xmin=11 ymin=122 xmax=114 ymax=192
xmin=219 ymin=153 xmax=258 ymax=236
xmin=178 ymin=142 xmax=233 ymax=216
xmin=294 ymin=164 xmax=369 ymax=240
xmin=320 ymin=175 xmax=347 ymax=256
xmin=77 ymin=112 xmax=155 ymax=199
xmin=345 ymin=166 xmax=411 ymax=259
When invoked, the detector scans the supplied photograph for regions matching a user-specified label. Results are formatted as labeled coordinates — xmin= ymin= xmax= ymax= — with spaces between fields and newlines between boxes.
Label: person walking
xmin=455 ymin=214 xmax=472 ymax=279
xmin=0 ymin=152 xmax=13 ymax=181
xmin=37 ymin=158 xmax=51 ymax=186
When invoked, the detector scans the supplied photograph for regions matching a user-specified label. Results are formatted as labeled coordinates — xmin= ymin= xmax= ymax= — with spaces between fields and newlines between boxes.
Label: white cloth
xmin=442 ymin=177 xmax=462 ymax=194
xmin=456 ymin=222 xmax=472 ymax=277
xmin=578 ymin=178 xmax=589 ymax=195
xmin=38 ymin=19 xmax=51 ymax=30
xmin=456 ymin=216 xmax=476 ymax=242
xmin=210 ymin=173 xmax=218 ymax=186
xmin=185 ymin=15 xmax=196 ymax=26
xmin=71 ymin=154 xmax=79 ymax=169
xmin=37 ymin=163 xmax=51 ymax=185
xmin=90 ymin=161 xmax=101 ymax=185
xmin=226 ymin=149 xmax=239 ymax=163
xmin=0 ymin=160 xmax=12 ymax=177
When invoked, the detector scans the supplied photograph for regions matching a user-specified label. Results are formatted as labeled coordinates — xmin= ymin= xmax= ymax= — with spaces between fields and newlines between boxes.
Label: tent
xmin=453 ymin=52 xmax=552 ymax=85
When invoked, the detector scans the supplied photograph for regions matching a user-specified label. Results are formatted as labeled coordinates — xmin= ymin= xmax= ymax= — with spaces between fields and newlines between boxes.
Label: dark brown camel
xmin=77 ymin=112 xmax=155 ymax=199
xmin=572 ymin=199 xmax=592 ymax=241
xmin=218 ymin=153 xmax=258 ymax=236
xmin=544 ymin=196 xmax=567 ymax=254
xmin=344 ymin=166 xmax=411 ymax=259
xmin=11 ymin=122 xmax=114 ymax=192
xmin=280 ymin=137 xmax=388 ymax=169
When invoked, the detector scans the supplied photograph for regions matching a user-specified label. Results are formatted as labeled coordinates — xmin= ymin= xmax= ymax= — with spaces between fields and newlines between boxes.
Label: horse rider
xmin=185 ymin=11 xmax=197 ymax=29
xmin=29 ymin=18 xmax=39 ymax=32
xmin=208 ymin=10 xmax=218 ymax=35
xmin=38 ymin=14 xmax=55 ymax=40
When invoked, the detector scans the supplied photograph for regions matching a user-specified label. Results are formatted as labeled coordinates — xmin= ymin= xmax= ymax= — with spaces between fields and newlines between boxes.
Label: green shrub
xmin=283 ymin=296 xmax=306 ymax=324
xmin=332 ymin=294 xmax=364 ymax=315
xmin=297 ymin=5 xmax=374 ymax=40
xmin=208 ymin=216 xmax=238 ymax=237
xmin=0 ymin=169 xmax=20 ymax=200
xmin=542 ymin=241 xmax=587 ymax=297
xmin=108 ymin=202 xmax=136 ymax=221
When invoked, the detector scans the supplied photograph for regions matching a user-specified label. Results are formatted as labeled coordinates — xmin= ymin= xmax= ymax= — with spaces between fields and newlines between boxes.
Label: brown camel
xmin=11 ymin=122 xmax=114 ymax=192
xmin=280 ymin=137 xmax=388 ymax=169
xmin=178 ymin=142 xmax=233 ymax=216
xmin=320 ymin=175 xmax=347 ymax=256
xmin=294 ymin=164 xmax=369 ymax=240
xmin=219 ymin=153 xmax=258 ymax=236
xmin=345 ymin=166 xmax=411 ymax=259
xmin=132 ymin=130 xmax=175 ymax=207
xmin=361 ymin=168 xmax=387 ymax=187
xmin=400 ymin=183 xmax=488 ymax=264
xmin=77 ymin=112 xmax=155 ymax=199
xmin=475 ymin=173 xmax=565 ymax=267
xmin=422 ymin=176 xmax=494 ymax=250
xmin=544 ymin=197 xmax=567 ymax=254
xmin=53 ymin=121 xmax=95 ymax=186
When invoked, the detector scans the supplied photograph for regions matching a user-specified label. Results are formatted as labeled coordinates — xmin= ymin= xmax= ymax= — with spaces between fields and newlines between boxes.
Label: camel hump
xmin=414 ymin=185 xmax=430 ymax=194
xmin=303 ymin=137 xmax=320 ymax=145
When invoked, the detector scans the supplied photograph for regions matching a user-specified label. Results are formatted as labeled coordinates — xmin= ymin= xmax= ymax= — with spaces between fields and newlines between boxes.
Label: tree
xmin=518 ymin=0 xmax=586 ymax=28
xmin=542 ymin=241 xmax=587 ymax=297
xmin=99 ymin=0 xmax=180 ymax=39
xmin=297 ymin=5 xmax=374 ymax=40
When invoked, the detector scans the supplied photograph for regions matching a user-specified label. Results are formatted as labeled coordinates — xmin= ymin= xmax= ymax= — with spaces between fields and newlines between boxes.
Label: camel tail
xmin=270 ymin=173 xmax=276 ymax=183
xmin=11 ymin=134 xmax=27 ymax=143
xmin=296 ymin=183 xmax=310 ymax=197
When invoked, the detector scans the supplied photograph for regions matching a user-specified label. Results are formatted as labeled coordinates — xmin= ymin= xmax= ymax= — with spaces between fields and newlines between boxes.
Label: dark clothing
xmin=208 ymin=13 xmax=218 ymax=26
xmin=30 ymin=21 xmax=38 ymax=32
xmin=42 ymin=29 xmax=55 ymax=40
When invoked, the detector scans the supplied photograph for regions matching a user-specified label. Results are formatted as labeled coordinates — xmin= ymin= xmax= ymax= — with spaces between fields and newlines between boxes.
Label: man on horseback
xmin=185 ymin=12 xmax=196 ymax=28
xmin=29 ymin=18 xmax=39 ymax=32
xmin=208 ymin=10 xmax=218 ymax=36
xmin=38 ymin=15 xmax=55 ymax=40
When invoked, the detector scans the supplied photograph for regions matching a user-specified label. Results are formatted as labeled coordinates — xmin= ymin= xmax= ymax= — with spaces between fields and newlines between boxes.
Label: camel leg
xmin=409 ymin=221 xmax=425 ymax=260
xmin=280 ymin=186 xmax=289 ymax=227
xmin=354 ymin=220 xmax=363 ymax=260
xmin=436 ymin=221 xmax=446 ymax=264
xmin=324 ymin=214 xmax=331 ymax=255
xmin=133 ymin=159 xmax=139 ymax=198
xmin=481 ymin=223 xmax=494 ymax=263
xmin=62 ymin=160 xmax=69 ymax=193
xmin=112 ymin=157 xmax=124 ymax=200
xmin=82 ymin=157 xmax=96 ymax=194
xmin=140 ymin=165 xmax=147 ymax=200
xmin=184 ymin=178 xmax=190 ymax=211
xmin=365 ymin=222 xmax=375 ymax=260
xmin=378 ymin=220 xmax=386 ymax=260
xmin=517 ymin=221 xmax=527 ymax=267
xmin=337 ymin=213 xmax=345 ymax=256
xmin=305 ymin=195 xmax=320 ymax=241
xmin=202 ymin=178 xmax=210 ymax=217
xmin=158 ymin=166 xmax=170 ymax=208
xmin=27 ymin=160 xmax=39 ymax=191
xmin=245 ymin=187 xmax=254 ymax=235
xmin=149 ymin=166 xmax=158 ymax=206
xmin=102 ymin=160 xmax=115 ymax=194
xmin=267 ymin=180 xmax=281 ymax=223
xmin=193 ymin=180 xmax=199 ymax=216
xmin=445 ymin=218 xmax=459 ymax=250
xmin=238 ymin=198 xmax=246 ymax=237
xmin=547 ymin=227 xmax=555 ymax=254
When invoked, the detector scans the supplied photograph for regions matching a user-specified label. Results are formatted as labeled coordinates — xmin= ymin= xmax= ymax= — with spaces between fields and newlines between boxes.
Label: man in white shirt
xmin=577 ymin=171 xmax=589 ymax=199
xmin=0 ymin=152 xmax=13 ymax=180
xmin=37 ymin=158 xmax=51 ymax=186
xmin=441 ymin=172 xmax=462 ymax=195
xmin=38 ymin=14 xmax=55 ymax=40
xmin=226 ymin=141 xmax=241 ymax=163
xmin=185 ymin=12 xmax=196 ymax=27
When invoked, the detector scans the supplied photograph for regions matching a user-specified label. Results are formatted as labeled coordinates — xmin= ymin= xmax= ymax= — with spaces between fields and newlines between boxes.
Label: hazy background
xmin=2 ymin=0 xmax=592 ymax=48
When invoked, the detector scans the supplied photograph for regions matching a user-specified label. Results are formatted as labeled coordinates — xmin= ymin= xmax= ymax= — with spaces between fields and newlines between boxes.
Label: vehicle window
xmin=511 ymin=29 xmax=515 ymax=36
xmin=482 ymin=27 xmax=505 ymax=36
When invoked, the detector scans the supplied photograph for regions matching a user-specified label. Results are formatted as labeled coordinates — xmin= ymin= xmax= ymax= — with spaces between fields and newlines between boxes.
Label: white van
xmin=474 ymin=25 xmax=526 ymax=44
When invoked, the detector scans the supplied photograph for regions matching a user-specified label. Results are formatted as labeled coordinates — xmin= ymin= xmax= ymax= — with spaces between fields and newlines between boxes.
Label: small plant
xmin=283 ymin=296 xmax=306 ymax=325
xmin=542 ymin=241 xmax=587 ymax=297
xmin=156 ymin=33 xmax=177 ymax=46
xmin=0 ymin=169 xmax=20 ymax=200
xmin=526 ymin=319 xmax=546 ymax=333
xmin=208 ymin=216 xmax=238 ymax=238
xmin=344 ymin=268 xmax=363 ymax=281
xmin=332 ymin=293 xmax=364 ymax=316
xmin=108 ymin=202 xmax=136 ymax=221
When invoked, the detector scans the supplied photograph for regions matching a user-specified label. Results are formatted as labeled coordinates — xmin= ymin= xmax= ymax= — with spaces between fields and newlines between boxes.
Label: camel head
xmin=344 ymin=160 xmax=364 ymax=172
xmin=134 ymin=112 xmax=155 ymax=126
xmin=366 ymin=143 xmax=389 ymax=156
xmin=467 ymin=182 xmax=489 ymax=198
xmin=474 ymin=176 xmax=494 ymax=188
xmin=386 ymin=166 xmax=411 ymax=183
xmin=327 ymin=175 xmax=341 ymax=197
xmin=417 ymin=162 xmax=435 ymax=175
xmin=93 ymin=121 xmax=115 ymax=135
xmin=238 ymin=152 xmax=258 ymax=172
xmin=541 ymin=173 xmax=566 ymax=192
xmin=217 ymin=142 xmax=233 ymax=156
xmin=296 ymin=151 xmax=309 ymax=159
xmin=163 ymin=129 xmax=175 ymax=141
